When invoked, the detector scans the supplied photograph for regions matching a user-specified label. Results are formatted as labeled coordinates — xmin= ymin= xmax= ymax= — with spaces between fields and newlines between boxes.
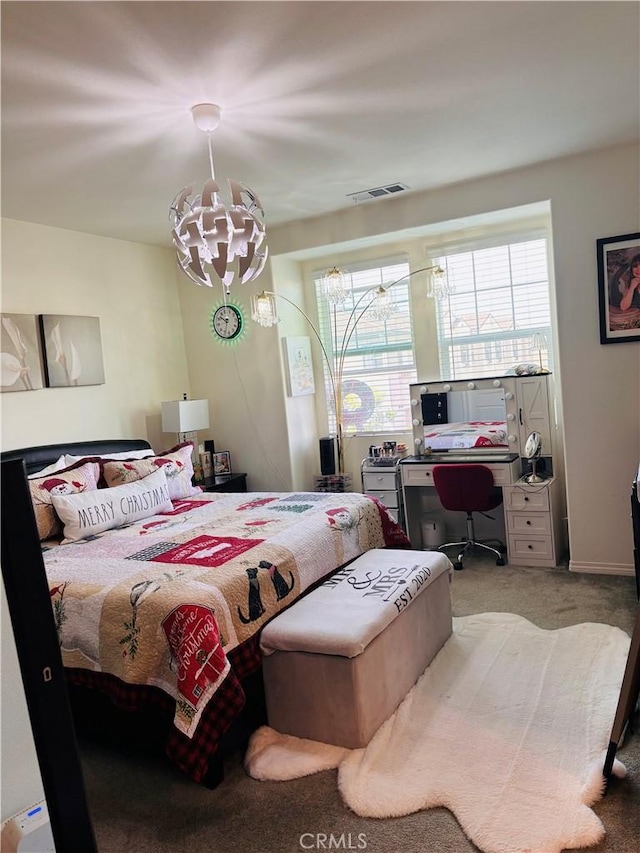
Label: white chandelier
xmin=169 ymin=103 xmax=268 ymax=294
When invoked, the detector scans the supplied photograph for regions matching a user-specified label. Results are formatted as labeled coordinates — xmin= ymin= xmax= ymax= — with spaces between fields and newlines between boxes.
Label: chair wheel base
xmin=496 ymin=558 xmax=505 ymax=566
xmin=453 ymin=561 xmax=464 ymax=571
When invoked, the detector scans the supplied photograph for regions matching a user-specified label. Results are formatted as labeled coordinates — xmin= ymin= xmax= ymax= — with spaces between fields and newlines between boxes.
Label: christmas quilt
xmin=43 ymin=491 xmax=408 ymax=739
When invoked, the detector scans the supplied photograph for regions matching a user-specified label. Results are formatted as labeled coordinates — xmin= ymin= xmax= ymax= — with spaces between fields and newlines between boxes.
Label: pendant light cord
xmin=207 ymin=134 xmax=215 ymax=181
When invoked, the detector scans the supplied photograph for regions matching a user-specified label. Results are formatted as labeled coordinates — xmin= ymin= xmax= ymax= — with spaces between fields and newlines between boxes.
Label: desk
xmin=400 ymin=456 xmax=565 ymax=567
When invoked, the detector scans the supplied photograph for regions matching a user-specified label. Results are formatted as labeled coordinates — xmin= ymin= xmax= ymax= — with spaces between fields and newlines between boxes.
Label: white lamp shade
xmin=161 ymin=399 xmax=210 ymax=433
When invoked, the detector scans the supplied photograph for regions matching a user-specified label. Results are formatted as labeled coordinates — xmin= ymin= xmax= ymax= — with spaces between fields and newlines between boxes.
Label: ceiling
xmin=2 ymin=1 xmax=639 ymax=250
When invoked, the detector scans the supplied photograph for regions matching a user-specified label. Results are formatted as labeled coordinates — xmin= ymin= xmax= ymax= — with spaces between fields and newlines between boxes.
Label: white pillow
xmin=51 ymin=468 xmax=173 ymax=543
xmin=63 ymin=448 xmax=154 ymax=466
xmin=28 ymin=455 xmax=69 ymax=479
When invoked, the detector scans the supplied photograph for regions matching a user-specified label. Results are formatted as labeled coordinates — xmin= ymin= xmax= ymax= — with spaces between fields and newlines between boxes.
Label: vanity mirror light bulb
xmin=507 ymin=413 xmax=515 ymax=421
xmin=505 ymin=392 xmax=513 ymax=400
xmin=493 ymin=379 xmax=501 ymax=387
xmin=412 ymin=419 xmax=420 ymax=426
xmin=414 ymin=437 xmax=422 ymax=446
xmin=420 ymin=386 xmax=427 ymax=394
xmin=508 ymin=434 xmax=517 ymax=442
xmin=443 ymin=384 xmax=451 ymax=392
xmin=467 ymin=382 xmax=475 ymax=389
xmin=410 ymin=398 xmax=418 ymax=407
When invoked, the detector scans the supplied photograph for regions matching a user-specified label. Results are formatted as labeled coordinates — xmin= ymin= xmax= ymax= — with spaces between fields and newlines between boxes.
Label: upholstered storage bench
xmin=260 ymin=548 xmax=453 ymax=748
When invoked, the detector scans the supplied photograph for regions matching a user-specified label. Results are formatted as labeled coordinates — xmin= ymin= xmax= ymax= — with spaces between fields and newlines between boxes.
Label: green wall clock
xmin=209 ymin=301 xmax=246 ymax=345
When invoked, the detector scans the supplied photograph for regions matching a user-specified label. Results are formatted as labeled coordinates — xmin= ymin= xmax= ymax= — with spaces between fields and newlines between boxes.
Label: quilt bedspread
xmin=43 ymin=490 xmax=408 ymax=743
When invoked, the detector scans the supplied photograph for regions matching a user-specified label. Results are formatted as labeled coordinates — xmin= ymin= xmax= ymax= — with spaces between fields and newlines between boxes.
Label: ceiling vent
xmin=347 ymin=183 xmax=410 ymax=204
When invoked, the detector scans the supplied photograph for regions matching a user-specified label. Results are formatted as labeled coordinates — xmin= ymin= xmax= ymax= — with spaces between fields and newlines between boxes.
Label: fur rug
xmin=245 ymin=612 xmax=630 ymax=853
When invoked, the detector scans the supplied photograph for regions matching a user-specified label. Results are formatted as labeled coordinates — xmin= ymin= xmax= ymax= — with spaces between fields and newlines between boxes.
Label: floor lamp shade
xmin=161 ymin=399 xmax=210 ymax=435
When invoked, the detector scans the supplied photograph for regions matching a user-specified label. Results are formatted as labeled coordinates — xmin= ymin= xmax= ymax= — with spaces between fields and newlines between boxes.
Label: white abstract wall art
xmin=39 ymin=314 xmax=105 ymax=388
xmin=1 ymin=313 xmax=45 ymax=392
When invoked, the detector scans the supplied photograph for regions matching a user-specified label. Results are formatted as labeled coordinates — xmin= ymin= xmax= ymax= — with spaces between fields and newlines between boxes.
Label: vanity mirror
xmin=409 ymin=374 xmax=553 ymax=460
xmin=524 ymin=431 xmax=544 ymax=483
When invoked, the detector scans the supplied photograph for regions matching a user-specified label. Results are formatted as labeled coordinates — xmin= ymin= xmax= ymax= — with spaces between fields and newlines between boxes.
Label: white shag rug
xmin=245 ymin=612 xmax=630 ymax=853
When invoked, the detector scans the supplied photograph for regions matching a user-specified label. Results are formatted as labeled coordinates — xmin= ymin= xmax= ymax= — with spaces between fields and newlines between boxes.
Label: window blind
xmin=314 ymin=258 xmax=417 ymax=434
xmin=434 ymin=237 xmax=553 ymax=379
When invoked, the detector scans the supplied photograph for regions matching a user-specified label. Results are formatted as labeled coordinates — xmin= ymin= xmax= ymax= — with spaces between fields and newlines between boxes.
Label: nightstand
xmin=202 ymin=473 xmax=247 ymax=493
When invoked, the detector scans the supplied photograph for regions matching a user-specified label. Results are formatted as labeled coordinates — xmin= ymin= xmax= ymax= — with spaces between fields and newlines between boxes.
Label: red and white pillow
xmin=28 ymin=460 xmax=101 ymax=540
xmin=101 ymin=442 xmax=201 ymax=501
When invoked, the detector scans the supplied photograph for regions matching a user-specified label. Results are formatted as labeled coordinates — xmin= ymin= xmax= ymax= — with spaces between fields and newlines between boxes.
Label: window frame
xmin=430 ymin=231 xmax=554 ymax=380
xmin=313 ymin=256 xmax=418 ymax=436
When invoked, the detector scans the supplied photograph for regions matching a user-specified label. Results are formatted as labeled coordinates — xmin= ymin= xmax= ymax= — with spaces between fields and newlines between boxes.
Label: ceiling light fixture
xmin=169 ymin=103 xmax=268 ymax=294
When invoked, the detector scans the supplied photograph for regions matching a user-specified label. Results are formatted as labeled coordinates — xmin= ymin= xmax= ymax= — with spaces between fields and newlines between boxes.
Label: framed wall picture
xmin=213 ymin=451 xmax=231 ymax=476
xmin=282 ymin=335 xmax=315 ymax=397
xmin=1 ymin=313 xmax=45 ymax=392
xmin=597 ymin=232 xmax=640 ymax=344
xmin=39 ymin=314 xmax=105 ymax=386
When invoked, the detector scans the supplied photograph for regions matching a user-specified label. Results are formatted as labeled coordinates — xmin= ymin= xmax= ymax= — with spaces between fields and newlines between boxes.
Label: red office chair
xmin=432 ymin=464 xmax=506 ymax=571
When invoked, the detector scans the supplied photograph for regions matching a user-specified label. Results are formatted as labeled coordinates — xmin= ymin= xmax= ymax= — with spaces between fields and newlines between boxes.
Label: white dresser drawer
xmin=489 ymin=461 xmax=520 ymax=486
xmin=503 ymin=485 xmax=550 ymax=512
xmin=507 ymin=534 xmax=554 ymax=561
xmin=402 ymin=460 xmax=518 ymax=487
xmin=402 ymin=465 xmax=435 ymax=485
xmin=385 ymin=507 xmax=400 ymax=524
xmin=507 ymin=512 xmax=551 ymax=535
xmin=366 ymin=490 xmax=399 ymax=509
xmin=363 ymin=471 xmax=398 ymax=491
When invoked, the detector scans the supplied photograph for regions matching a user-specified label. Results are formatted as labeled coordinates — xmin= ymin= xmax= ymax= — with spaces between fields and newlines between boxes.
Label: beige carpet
xmin=246 ymin=612 xmax=630 ymax=853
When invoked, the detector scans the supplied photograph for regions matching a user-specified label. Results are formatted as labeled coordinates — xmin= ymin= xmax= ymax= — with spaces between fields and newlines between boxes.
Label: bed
xmin=1 ymin=438 xmax=410 ymax=785
xmin=423 ymin=421 xmax=508 ymax=450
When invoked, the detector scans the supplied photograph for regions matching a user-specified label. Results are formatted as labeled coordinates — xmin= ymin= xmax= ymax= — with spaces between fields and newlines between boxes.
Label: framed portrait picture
xmin=597 ymin=232 xmax=640 ymax=344
xmin=213 ymin=451 xmax=231 ymax=476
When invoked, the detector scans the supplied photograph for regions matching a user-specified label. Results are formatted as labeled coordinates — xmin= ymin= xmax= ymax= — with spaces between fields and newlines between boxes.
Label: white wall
xmin=0 ymin=219 xmax=192 ymax=452
xmin=231 ymin=143 xmax=637 ymax=575
xmin=173 ymin=261 xmax=295 ymax=491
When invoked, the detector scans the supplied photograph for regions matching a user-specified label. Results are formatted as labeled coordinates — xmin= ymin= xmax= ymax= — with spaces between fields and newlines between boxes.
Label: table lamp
xmin=161 ymin=398 xmax=210 ymax=458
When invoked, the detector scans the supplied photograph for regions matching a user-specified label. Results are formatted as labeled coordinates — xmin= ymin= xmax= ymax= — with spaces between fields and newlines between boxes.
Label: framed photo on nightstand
xmin=199 ymin=450 xmax=213 ymax=478
xmin=213 ymin=451 xmax=231 ymax=475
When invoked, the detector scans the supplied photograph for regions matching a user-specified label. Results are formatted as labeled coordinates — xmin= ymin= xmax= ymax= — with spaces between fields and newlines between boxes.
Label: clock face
xmin=211 ymin=304 xmax=243 ymax=341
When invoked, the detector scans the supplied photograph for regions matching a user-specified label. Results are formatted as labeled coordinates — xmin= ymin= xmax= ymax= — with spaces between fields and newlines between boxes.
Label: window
xmin=314 ymin=258 xmax=417 ymax=435
xmin=434 ymin=236 xmax=553 ymax=379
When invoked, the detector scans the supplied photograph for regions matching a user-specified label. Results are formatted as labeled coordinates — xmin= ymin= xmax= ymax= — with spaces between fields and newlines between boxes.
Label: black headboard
xmin=0 ymin=439 xmax=152 ymax=476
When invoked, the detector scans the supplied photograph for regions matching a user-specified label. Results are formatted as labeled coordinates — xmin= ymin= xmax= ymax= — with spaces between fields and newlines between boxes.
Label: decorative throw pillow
xmin=28 ymin=460 xmax=101 ymax=541
xmin=101 ymin=442 xmax=200 ymax=500
xmin=52 ymin=468 xmax=173 ymax=543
